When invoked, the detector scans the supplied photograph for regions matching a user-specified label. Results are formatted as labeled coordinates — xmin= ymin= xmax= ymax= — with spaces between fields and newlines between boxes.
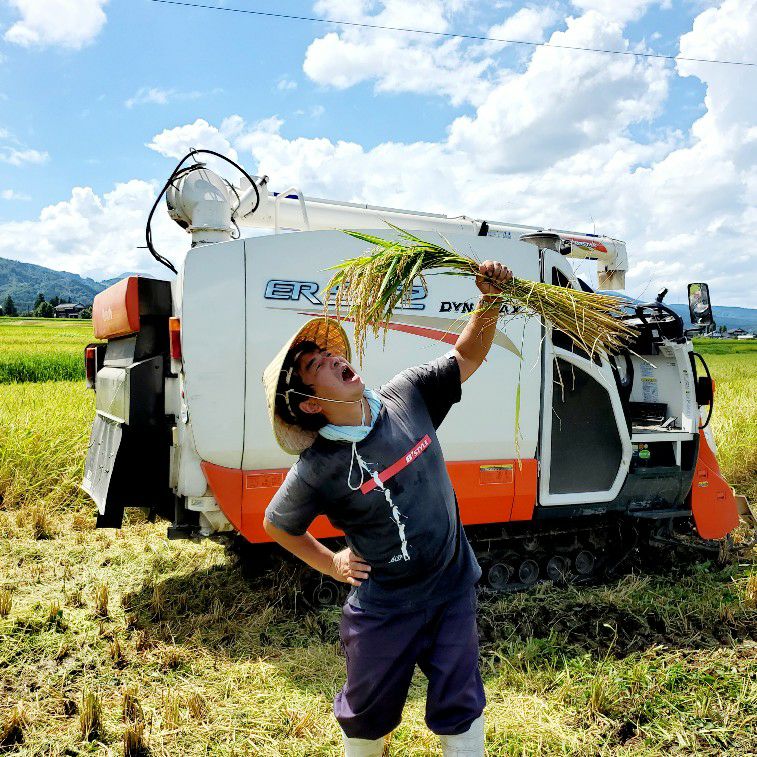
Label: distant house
xmin=54 ymin=303 xmax=85 ymax=318
xmin=727 ymin=328 xmax=747 ymax=337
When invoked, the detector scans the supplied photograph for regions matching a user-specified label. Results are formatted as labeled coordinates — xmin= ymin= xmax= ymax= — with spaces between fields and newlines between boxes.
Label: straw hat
xmin=262 ymin=317 xmax=352 ymax=455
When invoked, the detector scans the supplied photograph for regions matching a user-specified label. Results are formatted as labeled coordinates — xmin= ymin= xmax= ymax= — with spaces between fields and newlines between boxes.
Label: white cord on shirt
xmin=346 ymin=399 xmax=369 ymax=492
xmin=346 ymin=399 xmax=410 ymax=562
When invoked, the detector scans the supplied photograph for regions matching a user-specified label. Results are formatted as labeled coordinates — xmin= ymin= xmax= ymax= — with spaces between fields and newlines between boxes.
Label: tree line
xmin=1 ymin=293 xmax=92 ymax=318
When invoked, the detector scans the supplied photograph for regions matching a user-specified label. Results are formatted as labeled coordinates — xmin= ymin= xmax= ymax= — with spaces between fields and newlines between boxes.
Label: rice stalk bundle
xmin=93 ymin=582 xmax=109 ymax=618
xmin=0 ymin=703 xmax=27 ymax=749
xmin=80 ymin=688 xmax=103 ymax=741
xmin=0 ymin=588 xmax=12 ymax=617
xmin=325 ymin=226 xmax=637 ymax=362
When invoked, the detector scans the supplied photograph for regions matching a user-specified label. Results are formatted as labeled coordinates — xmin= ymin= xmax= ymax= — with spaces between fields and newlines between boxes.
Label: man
xmin=262 ymin=260 xmax=512 ymax=756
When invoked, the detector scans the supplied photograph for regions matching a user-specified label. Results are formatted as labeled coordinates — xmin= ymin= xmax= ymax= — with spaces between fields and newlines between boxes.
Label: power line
xmin=149 ymin=0 xmax=756 ymax=68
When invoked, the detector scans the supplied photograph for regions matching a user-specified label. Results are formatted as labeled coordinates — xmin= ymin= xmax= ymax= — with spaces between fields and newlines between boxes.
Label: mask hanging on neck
xmin=318 ymin=388 xmax=382 ymax=443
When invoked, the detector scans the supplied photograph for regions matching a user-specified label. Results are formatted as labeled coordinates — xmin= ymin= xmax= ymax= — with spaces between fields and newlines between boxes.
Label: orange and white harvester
xmin=82 ymin=152 xmax=739 ymax=598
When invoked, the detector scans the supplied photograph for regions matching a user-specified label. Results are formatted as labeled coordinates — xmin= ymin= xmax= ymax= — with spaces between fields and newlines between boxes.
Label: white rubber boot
xmin=438 ymin=714 xmax=485 ymax=756
xmin=341 ymin=730 xmax=385 ymax=757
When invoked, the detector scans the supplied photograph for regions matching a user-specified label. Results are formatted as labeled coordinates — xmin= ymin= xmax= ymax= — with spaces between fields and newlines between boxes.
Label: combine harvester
xmin=82 ymin=151 xmax=740 ymax=602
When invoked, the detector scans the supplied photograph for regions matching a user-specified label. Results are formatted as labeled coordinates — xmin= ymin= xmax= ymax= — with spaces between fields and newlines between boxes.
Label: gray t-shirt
xmin=264 ymin=352 xmax=481 ymax=614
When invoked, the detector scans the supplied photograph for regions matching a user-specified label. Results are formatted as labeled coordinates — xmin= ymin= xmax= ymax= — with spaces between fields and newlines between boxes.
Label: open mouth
xmin=341 ymin=364 xmax=358 ymax=382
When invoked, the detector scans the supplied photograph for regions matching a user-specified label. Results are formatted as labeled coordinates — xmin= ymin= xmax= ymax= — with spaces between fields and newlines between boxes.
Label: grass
xmin=696 ymin=339 xmax=757 ymax=501
xmin=0 ymin=317 xmax=95 ymax=383
xmin=0 ymin=508 xmax=754 ymax=755
xmin=0 ymin=326 xmax=754 ymax=755
xmin=0 ymin=380 xmax=95 ymax=511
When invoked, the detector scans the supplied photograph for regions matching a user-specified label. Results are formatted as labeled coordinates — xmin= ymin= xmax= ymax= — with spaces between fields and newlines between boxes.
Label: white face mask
xmin=318 ymin=388 xmax=382 ymax=443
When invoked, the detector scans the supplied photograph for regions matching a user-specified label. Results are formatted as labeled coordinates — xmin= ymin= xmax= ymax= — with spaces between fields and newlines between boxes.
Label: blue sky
xmin=0 ymin=0 xmax=755 ymax=306
xmin=0 ymin=0 xmax=469 ymax=211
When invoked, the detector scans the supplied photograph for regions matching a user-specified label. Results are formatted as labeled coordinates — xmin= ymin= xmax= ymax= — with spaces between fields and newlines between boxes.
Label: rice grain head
xmin=325 ymin=226 xmax=637 ymax=364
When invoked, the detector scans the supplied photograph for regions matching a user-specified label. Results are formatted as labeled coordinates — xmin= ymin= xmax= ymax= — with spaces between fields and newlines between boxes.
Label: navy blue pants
xmin=334 ymin=586 xmax=486 ymax=740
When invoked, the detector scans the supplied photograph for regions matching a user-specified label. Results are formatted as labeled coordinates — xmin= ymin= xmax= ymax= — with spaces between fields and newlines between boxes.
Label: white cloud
xmin=303 ymin=0 xmax=494 ymax=106
xmin=300 ymin=1 xmax=667 ymax=115
xmin=0 ymin=147 xmax=49 ymax=166
xmin=3 ymin=0 xmax=107 ymax=49
xmin=276 ymin=78 xmax=298 ymax=91
xmin=123 ymin=86 xmax=218 ymax=109
xmin=0 ymin=128 xmax=49 ymax=168
xmin=569 ymin=0 xmax=667 ymax=24
xmin=127 ymin=87 xmax=186 ymax=108
xmin=485 ymin=5 xmax=562 ymax=49
xmin=0 ymin=180 xmax=186 ymax=279
xmin=147 ymin=118 xmax=239 ymax=163
xmin=448 ymin=11 xmax=670 ymax=172
xmin=1 ymin=189 xmax=31 ymax=200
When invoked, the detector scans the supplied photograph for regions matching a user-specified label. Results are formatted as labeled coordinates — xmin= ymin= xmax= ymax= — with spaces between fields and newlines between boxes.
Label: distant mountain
xmin=100 ymin=272 xmax=156 ymax=288
xmin=601 ymin=291 xmax=757 ymax=332
xmin=0 ymin=257 xmax=105 ymax=311
xmin=669 ymin=304 xmax=757 ymax=332
xmin=0 ymin=259 xmax=164 ymax=312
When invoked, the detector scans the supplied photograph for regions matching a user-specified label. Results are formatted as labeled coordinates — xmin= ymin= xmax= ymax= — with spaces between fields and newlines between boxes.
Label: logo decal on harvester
xmin=438 ymin=300 xmax=526 ymax=316
xmin=264 ymin=280 xmax=322 ymax=304
xmin=264 ymin=279 xmax=427 ymax=310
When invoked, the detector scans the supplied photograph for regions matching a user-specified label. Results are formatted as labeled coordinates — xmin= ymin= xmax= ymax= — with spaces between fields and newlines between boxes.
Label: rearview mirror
xmin=688 ymin=283 xmax=714 ymax=327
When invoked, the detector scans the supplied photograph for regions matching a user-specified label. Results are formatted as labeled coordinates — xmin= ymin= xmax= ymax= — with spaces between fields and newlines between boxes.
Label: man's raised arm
xmin=452 ymin=260 xmax=512 ymax=383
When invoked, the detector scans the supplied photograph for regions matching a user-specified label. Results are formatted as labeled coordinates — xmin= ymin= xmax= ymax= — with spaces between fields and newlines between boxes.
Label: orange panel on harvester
xmin=93 ymin=276 xmax=140 ymax=340
xmin=203 ymin=458 xmax=538 ymax=545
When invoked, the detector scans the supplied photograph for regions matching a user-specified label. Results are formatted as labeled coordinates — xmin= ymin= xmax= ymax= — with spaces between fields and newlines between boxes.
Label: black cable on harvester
xmin=145 ymin=164 xmax=202 ymax=274
xmin=692 ymin=351 xmax=715 ymax=429
xmin=145 ymin=148 xmax=261 ymax=274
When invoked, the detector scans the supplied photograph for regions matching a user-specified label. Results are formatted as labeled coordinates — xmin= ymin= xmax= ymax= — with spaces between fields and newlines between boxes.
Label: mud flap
xmin=82 ymin=414 xmax=124 ymax=526
xmin=82 ymin=412 xmax=173 ymax=528
xmin=688 ymin=429 xmax=739 ymax=540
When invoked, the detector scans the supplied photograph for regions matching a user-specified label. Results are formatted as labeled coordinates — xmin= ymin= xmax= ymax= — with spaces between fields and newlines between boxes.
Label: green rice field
xmin=0 ymin=318 xmax=96 ymax=383
xmin=0 ymin=318 xmax=755 ymax=755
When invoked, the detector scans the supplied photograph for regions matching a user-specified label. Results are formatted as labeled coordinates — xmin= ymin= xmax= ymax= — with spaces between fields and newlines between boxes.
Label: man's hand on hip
xmin=331 ymin=548 xmax=372 ymax=586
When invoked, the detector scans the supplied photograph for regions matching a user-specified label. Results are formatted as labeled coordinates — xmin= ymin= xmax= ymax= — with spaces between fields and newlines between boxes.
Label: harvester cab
xmin=82 ymin=152 xmax=740 ymax=596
